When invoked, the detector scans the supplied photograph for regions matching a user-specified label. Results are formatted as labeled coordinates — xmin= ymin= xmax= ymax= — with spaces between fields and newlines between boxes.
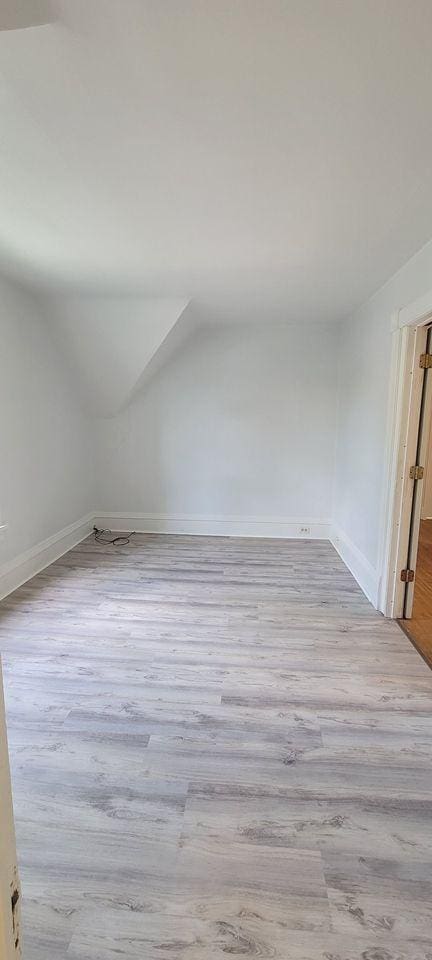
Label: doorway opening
xmin=399 ymin=324 xmax=432 ymax=665
xmin=383 ymin=310 xmax=432 ymax=667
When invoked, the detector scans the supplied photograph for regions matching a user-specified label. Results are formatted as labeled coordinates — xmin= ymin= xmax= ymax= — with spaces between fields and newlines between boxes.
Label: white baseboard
xmin=0 ymin=513 xmax=94 ymax=602
xmin=94 ymin=512 xmax=332 ymax=540
xmin=0 ymin=512 xmax=378 ymax=610
xmin=330 ymin=524 xmax=379 ymax=607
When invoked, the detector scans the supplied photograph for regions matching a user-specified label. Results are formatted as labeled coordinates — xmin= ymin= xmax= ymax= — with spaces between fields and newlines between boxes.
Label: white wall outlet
xmin=299 ymin=526 xmax=311 ymax=535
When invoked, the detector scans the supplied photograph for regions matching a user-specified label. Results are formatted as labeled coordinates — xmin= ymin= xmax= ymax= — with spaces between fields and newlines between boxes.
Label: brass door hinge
xmin=420 ymin=353 xmax=432 ymax=368
xmin=409 ymin=465 xmax=424 ymax=480
xmin=400 ymin=568 xmax=415 ymax=582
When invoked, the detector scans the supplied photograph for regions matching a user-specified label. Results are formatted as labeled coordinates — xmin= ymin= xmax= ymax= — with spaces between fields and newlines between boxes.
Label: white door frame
xmin=380 ymin=290 xmax=432 ymax=618
xmin=0 ymin=659 xmax=21 ymax=958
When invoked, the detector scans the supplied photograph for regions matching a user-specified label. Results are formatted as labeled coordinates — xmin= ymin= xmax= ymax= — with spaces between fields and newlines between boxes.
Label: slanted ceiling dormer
xmin=44 ymin=295 xmax=190 ymax=417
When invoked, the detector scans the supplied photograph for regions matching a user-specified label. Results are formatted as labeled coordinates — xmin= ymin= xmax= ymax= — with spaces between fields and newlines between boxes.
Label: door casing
xmin=0 ymin=659 xmax=21 ymax=958
xmin=380 ymin=297 xmax=432 ymax=618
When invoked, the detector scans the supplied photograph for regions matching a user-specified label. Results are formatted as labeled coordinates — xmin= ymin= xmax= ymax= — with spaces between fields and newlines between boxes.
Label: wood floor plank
xmin=1 ymin=533 xmax=432 ymax=958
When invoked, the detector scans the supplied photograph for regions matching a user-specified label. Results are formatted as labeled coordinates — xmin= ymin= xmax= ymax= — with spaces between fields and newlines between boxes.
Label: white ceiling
xmin=0 ymin=0 xmax=54 ymax=30
xmin=1 ymin=0 xmax=432 ymax=323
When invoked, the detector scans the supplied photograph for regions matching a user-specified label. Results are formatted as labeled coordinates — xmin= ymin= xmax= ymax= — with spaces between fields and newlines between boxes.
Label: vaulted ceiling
xmin=1 ymin=0 xmax=432 ymax=326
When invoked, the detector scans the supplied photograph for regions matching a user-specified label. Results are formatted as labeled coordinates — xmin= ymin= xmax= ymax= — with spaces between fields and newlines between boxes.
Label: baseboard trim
xmin=0 ymin=513 xmax=94 ymax=601
xmin=94 ymin=512 xmax=332 ymax=540
xmin=0 ymin=512 xmax=378 ymax=608
xmin=330 ymin=524 xmax=379 ymax=607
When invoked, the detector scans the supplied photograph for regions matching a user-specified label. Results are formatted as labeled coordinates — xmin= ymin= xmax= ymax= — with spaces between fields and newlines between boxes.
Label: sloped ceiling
xmin=0 ymin=0 xmax=55 ymax=31
xmin=127 ymin=302 xmax=201 ymax=403
xmin=1 ymin=1 xmax=432 ymax=325
xmin=45 ymin=296 xmax=190 ymax=417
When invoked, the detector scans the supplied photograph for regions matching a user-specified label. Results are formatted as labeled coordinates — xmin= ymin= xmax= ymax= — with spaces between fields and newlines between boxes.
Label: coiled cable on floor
xmin=93 ymin=526 xmax=135 ymax=546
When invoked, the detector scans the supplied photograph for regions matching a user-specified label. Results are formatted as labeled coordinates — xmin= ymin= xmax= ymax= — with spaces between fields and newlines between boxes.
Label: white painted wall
xmin=95 ymin=322 xmax=338 ymax=535
xmin=0 ymin=277 xmax=94 ymax=573
xmin=4 ymin=234 xmax=432 ymax=608
xmin=333 ymin=237 xmax=432 ymax=606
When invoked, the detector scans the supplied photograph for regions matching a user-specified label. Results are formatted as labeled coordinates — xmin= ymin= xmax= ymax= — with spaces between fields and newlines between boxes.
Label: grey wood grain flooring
xmin=1 ymin=533 xmax=432 ymax=959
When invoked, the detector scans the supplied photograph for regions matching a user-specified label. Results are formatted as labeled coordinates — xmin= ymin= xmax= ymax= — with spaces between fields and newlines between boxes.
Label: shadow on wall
xmin=127 ymin=302 xmax=202 ymax=406
xmin=44 ymin=293 xmax=191 ymax=418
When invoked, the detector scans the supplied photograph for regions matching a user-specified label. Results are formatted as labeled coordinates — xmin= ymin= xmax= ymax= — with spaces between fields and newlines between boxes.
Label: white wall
xmin=95 ymin=322 xmax=338 ymax=536
xmin=0 ymin=276 xmax=94 ymax=584
xmin=5 ymin=236 xmax=432 ymax=606
xmin=333 ymin=237 xmax=432 ymax=606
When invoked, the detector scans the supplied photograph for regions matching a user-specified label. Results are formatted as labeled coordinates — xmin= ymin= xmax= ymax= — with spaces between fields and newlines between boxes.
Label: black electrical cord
xmin=93 ymin=526 xmax=135 ymax=546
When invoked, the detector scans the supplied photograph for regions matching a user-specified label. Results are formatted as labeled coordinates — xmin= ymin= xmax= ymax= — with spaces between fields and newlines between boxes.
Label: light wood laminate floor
xmin=1 ymin=533 xmax=432 ymax=959
xmin=401 ymin=519 xmax=432 ymax=667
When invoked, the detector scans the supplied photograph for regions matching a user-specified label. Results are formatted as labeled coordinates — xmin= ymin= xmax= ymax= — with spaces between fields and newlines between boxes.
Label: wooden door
xmin=403 ymin=326 xmax=432 ymax=617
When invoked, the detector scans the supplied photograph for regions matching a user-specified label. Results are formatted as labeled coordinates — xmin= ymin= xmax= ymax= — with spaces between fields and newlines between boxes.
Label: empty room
xmin=1 ymin=1 xmax=432 ymax=958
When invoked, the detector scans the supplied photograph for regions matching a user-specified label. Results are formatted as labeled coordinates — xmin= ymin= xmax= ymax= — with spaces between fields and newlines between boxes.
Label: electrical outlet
xmin=299 ymin=526 xmax=311 ymax=535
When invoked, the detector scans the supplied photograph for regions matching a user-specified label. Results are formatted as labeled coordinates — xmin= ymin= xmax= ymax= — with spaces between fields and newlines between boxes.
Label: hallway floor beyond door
xmin=1 ymin=534 xmax=432 ymax=959
xmin=401 ymin=518 xmax=432 ymax=667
